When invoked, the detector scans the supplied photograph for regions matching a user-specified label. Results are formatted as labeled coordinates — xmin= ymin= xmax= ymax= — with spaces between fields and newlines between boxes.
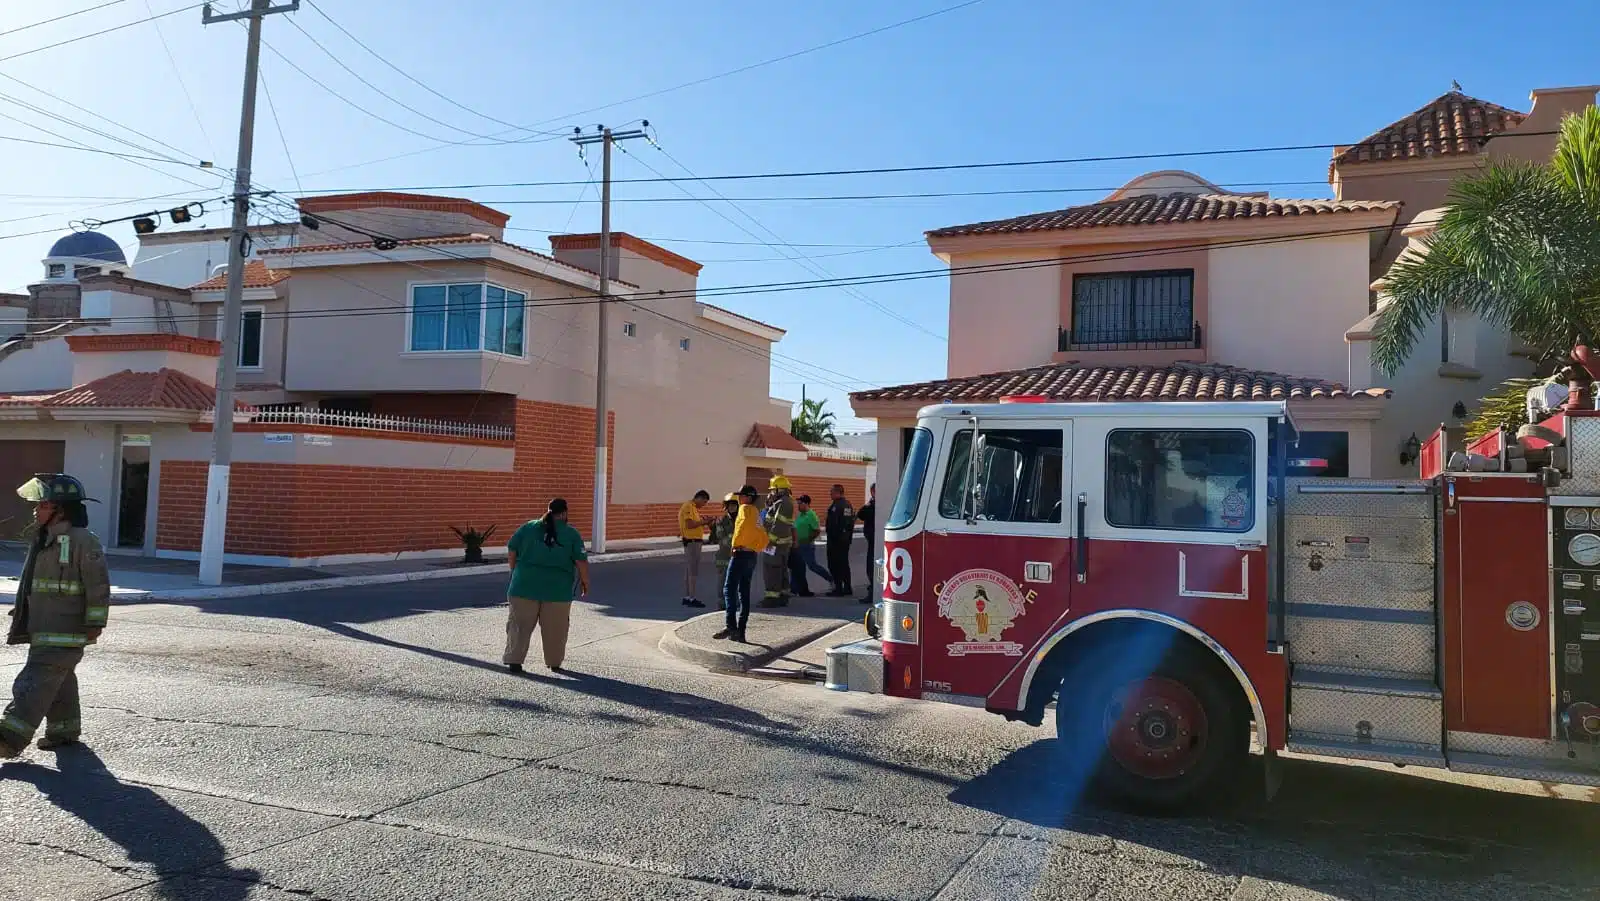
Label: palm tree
xmin=791 ymin=397 xmax=838 ymax=446
xmin=1373 ymin=106 xmax=1600 ymax=414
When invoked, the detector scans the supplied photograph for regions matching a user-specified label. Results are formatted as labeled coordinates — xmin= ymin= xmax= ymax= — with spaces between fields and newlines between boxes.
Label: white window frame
xmin=622 ymin=321 xmax=637 ymax=338
xmin=679 ymin=337 xmax=691 ymax=351
xmin=404 ymin=281 xmax=527 ymax=359
xmin=217 ymin=304 xmax=265 ymax=371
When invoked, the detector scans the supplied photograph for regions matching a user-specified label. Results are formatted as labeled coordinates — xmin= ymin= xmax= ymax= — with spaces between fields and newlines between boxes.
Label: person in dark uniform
xmin=856 ymin=483 xmax=877 ymax=604
xmin=823 ymin=484 xmax=854 ymax=597
xmin=3 ymin=474 xmax=110 ymax=757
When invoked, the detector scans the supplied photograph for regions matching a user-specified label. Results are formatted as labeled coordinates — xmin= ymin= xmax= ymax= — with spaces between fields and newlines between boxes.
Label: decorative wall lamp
xmin=1399 ymin=433 xmax=1422 ymax=467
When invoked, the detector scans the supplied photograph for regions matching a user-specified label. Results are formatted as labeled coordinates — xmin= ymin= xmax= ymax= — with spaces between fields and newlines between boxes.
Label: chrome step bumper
xmin=825 ymin=638 xmax=884 ymax=693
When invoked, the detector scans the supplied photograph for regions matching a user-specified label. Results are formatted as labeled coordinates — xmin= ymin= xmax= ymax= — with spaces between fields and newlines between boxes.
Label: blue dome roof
xmin=48 ymin=230 xmax=126 ymax=265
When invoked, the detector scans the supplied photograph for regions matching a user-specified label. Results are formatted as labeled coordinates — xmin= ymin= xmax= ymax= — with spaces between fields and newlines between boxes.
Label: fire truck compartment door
xmin=919 ymin=419 xmax=1072 ymax=699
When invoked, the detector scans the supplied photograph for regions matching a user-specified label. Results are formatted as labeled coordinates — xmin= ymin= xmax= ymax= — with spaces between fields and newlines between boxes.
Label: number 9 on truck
xmin=887 ymin=547 xmax=913 ymax=596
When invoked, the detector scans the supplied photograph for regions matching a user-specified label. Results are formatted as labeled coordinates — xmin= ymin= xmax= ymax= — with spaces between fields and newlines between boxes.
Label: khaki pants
xmin=503 ymin=597 xmax=573 ymax=669
xmin=682 ymin=540 xmax=703 ymax=599
xmin=1 ymin=646 xmax=83 ymax=750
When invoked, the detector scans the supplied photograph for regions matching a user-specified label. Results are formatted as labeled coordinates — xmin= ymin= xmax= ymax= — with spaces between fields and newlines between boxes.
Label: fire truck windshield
xmin=888 ymin=427 xmax=934 ymax=530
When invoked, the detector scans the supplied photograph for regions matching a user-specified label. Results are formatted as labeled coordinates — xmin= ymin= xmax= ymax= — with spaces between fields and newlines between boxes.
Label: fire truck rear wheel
xmin=1055 ymin=641 xmax=1248 ymax=813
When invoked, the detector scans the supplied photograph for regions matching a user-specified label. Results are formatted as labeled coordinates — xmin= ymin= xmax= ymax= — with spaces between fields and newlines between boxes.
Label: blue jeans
xmin=791 ymin=544 xmax=831 ymax=593
xmin=724 ymin=550 xmax=757 ymax=631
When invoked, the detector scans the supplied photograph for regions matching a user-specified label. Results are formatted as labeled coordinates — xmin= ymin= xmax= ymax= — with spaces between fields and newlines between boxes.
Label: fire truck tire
xmin=1054 ymin=641 xmax=1248 ymax=813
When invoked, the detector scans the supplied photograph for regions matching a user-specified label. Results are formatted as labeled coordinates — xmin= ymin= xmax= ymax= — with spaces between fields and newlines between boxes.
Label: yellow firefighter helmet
xmin=769 ymin=473 xmax=792 ymax=491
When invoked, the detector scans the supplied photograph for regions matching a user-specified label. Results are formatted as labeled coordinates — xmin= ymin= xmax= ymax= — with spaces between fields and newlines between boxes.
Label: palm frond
xmin=1463 ymin=377 xmax=1547 ymax=441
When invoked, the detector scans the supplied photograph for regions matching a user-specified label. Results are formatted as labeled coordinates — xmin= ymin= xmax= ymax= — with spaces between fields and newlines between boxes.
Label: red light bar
xmin=999 ymin=394 xmax=1051 ymax=404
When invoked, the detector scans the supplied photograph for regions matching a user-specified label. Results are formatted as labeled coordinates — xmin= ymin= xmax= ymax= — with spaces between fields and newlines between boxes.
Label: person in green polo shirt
xmin=503 ymin=498 xmax=589 ymax=674
xmin=788 ymin=494 xmax=830 ymax=597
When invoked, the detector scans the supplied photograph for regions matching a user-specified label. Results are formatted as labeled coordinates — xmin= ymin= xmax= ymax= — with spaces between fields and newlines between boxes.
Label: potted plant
xmin=450 ymin=524 xmax=497 ymax=564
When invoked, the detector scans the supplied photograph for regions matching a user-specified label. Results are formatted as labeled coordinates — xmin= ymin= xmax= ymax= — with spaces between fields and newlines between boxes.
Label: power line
xmin=632 ymin=139 xmax=946 ymax=341
xmin=286 ymin=0 xmax=991 ymax=180
xmin=274 ymin=215 xmax=873 ymax=396
xmin=354 ymin=179 xmax=1333 ymax=206
xmin=0 ymin=0 xmax=131 ymax=40
xmin=38 ymin=218 xmax=1408 ymax=333
xmin=300 ymin=0 xmax=566 ymax=141
xmin=280 ymin=15 xmax=526 ymax=144
xmin=287 ymin=130 xmax=1564 ymax=195
xmin=0 ymin=1 xmax=206 ymax=65
xmin=0 ymin=131 xmax=201 ymax=166
xmin=142 ymin=0 xmax=215 ymax=159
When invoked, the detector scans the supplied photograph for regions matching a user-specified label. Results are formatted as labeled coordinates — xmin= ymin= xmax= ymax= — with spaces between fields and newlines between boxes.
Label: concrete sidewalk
xmin=0 ymin=537 xmax=683 ymax=603
xmin=659 ymin=600 xmax=868 ymax=672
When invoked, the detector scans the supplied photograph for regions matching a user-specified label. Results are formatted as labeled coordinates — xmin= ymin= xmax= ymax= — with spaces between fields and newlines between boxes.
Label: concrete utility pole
xmin=569 ymin=125 xmax=647 ymax=553
xmin=197 ymin=0 xmax=299 ymax=585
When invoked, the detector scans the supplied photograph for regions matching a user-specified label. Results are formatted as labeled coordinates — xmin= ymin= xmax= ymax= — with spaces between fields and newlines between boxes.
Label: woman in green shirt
xmin=503 ymin=498 xmax=590 ymax=673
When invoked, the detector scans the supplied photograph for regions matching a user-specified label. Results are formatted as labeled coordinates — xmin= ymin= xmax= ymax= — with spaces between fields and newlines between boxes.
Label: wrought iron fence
xmin=249 ymin=408 xmax=513 ymax=441
xmin=1059 ymin=322 xmax=1203 ymax=352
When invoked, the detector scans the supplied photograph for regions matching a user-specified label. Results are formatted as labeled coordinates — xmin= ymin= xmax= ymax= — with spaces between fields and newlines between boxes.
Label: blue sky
xmin=1 ymin=0 xmax=1597 ymax=429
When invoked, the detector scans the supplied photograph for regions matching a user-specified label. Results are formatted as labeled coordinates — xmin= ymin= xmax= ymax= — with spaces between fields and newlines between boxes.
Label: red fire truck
xmin=825 ymin=397 xmax=1600 ymax=810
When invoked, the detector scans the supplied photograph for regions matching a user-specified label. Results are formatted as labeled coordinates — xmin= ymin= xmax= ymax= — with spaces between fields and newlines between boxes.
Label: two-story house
xmin=0 ymin=191 xmax=868 ymax=563
xmin=849 ymin=170 xmax=1399 ymax=509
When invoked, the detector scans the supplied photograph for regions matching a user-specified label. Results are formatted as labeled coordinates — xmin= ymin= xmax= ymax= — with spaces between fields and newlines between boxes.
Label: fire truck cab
xmin=826 ymin=398 xmax=1600 ymax=810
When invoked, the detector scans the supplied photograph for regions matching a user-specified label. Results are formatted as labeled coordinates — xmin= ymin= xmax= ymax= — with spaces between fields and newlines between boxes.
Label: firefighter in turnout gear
xmin=760 ymin=474 xmax=797 ymax=607
xmin=2 ymin=474 xmax=110 ymax=757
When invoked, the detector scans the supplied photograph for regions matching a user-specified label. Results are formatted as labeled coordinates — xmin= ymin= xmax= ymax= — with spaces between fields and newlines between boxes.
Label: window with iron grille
xmin=1070 ymin=269 xmax=1195 ymax=347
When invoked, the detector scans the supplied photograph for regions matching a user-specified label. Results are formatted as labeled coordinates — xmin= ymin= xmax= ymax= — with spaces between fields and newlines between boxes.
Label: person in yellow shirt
xmin=715 ymin=485 xmax=767 ymax=643
xmin=678 ymin=490 xmax=711 ymax=608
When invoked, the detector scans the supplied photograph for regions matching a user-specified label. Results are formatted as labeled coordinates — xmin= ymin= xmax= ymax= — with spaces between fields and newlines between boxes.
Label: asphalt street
xmin=2 ymin=552 xmax=1598 ymax=900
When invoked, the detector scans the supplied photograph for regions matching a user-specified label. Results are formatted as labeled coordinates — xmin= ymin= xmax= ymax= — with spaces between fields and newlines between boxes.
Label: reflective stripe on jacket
xmin=7 ymin=521 xmax=111 ymax=646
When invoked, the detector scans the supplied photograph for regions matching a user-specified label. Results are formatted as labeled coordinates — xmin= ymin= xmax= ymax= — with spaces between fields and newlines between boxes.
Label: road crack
xmin=0 ymin=837 xmax=142 ymax=877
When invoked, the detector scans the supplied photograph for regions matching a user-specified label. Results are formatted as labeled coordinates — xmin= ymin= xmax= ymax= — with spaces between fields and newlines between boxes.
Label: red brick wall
xmin=157 ymin=400 xmax=630 ymax=557
xmin=785 ymin=475 xmax=867 ymax=510
xmin=606 ymin=502 xmax=684 ymax=542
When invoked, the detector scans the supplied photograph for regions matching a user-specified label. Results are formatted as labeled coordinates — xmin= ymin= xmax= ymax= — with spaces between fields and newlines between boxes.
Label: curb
xmin=10 ymin=545 xmax=685 ymax=604
xmin=658 ymin=610 xmax=850 ymax=673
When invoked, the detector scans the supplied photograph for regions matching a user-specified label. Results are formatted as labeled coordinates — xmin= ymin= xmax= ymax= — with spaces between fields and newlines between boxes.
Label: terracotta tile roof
xmin=850 ymin=362 xmax=1391 ymax=404
xmin=744 ymin=422 xmax=808 ymax=453
xmin=0 ymin=392 xmax=55 ymax=407
xmin=42 ymin=368 xmax=252 ymax=412
xmin=928 ymin=192 xmax=1399 ymax=238
xmin=1335 ymin=91 xmax=1526 ymax=167
xmin=191 ymin=260 xmax=289 ymax=291
xmin=258 ymin=234 xmax=641 ymax=289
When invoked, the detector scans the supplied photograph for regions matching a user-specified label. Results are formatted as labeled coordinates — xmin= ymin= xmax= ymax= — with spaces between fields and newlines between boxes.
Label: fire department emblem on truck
xmin=935 ymin=568 xmax=1028 ymax=656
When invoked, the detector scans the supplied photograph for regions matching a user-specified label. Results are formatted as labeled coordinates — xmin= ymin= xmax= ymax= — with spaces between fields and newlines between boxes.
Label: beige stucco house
xmin=851 ymin=170 xmax=1400 ymax=511
xmin=0 ymin=192 xmax=867 ymax=563
xmin=1337 ymin=86 xmax=1599 ymax=476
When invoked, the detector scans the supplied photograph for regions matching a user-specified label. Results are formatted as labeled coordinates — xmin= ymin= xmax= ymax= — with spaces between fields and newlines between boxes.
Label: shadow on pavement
xmin=2 ymin=747 xmax=260 ymax=900
xmin=953 ymin=738 xmax=1600 ymax=897
xmin=526 ymin=668 xmax=962 ymax=789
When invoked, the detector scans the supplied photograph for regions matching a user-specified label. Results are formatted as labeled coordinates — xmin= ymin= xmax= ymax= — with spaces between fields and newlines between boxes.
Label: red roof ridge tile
xmin=851 ymin=360 xmax=1391 ymax=404
xmin=928 ymin=191 xmax=1400 ymax=238
xmin=40 ymin=367 xmax=252 ymax=412
xmin=1334 ymin=90 xmax=1527 ymax=168
xmin=191 ymin=259 xmax=289 ymax=291
xmin=744 ymin=422 xmax=808 ymax=453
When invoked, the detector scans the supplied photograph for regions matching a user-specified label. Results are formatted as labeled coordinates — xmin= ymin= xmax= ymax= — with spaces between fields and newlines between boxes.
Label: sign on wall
xmin=121 ymin=433 xmax=151 ymax=447
xmin=263 ymin=433 xmax=294 ymax=444
xmin=303 ymin=434 xmax=333 ymax=447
